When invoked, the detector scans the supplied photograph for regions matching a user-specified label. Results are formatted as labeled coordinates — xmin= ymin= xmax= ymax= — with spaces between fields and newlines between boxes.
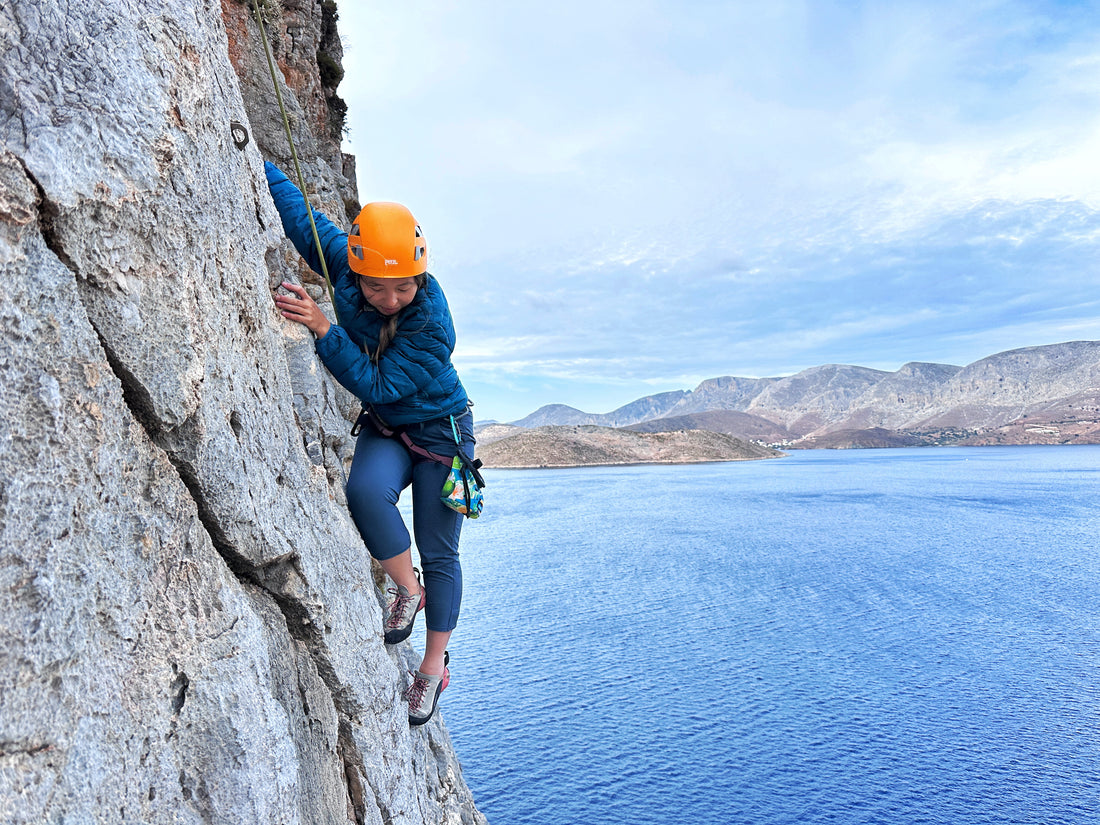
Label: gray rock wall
xmin=0 ymin=2 xmax=486 ymax=823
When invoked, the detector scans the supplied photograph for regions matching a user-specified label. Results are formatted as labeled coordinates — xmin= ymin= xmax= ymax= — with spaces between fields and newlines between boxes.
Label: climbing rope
xmin=250 ymin=0 xmax=340 ymax=323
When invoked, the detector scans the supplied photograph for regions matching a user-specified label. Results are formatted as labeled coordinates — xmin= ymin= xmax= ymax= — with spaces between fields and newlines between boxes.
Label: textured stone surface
xmin=1 ymin=151 xmax=311 ymax=824
xmin=0 ymin=2 xmax=486 ymax=823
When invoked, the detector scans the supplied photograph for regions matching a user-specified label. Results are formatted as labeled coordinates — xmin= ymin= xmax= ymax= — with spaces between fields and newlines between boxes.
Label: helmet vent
xmin=414 ymin=225 xmax=425 ymax=261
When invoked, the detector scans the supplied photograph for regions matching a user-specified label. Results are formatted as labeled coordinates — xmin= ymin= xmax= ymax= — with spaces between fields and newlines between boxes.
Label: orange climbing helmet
xmin=347 ymin=202 xmax=428 ymax=278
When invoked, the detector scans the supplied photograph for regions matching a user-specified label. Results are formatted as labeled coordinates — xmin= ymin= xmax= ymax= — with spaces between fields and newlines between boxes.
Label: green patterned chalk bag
xmin=440 ymin=416 xmax=485 ymax=519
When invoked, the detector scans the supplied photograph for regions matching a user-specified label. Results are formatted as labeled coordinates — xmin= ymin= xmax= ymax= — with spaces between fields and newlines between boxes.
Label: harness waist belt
xmin=351 ymin=407 xmax=454 ymax=466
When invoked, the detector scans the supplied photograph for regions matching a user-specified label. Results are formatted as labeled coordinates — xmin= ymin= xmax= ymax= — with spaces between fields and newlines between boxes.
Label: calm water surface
xmin=419 ymin=446 xmax=1100 ymax=825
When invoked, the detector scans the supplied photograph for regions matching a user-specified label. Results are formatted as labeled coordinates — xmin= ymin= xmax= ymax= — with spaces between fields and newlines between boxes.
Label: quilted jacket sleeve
xmin=265 ymin=161 xmax=347 ymax=281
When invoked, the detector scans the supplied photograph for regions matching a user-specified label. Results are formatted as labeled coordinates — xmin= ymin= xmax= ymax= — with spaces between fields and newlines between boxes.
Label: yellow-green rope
xmin=250 ymin=0 xmax=341 ymax=323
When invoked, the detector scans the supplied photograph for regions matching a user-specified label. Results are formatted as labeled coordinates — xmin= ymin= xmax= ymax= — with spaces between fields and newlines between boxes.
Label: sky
xmin=337 ymin=0 xmax=1100 ymax=423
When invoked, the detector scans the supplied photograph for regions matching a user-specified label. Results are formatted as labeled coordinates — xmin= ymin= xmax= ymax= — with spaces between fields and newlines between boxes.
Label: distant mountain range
xmin=498 ymin=341 xmax=1100 ymax=448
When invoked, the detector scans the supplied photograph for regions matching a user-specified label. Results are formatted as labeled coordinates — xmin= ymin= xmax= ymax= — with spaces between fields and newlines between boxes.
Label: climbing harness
xmin=351 ymin=407 xmax=485 ymax=519
xmin=352 ymin=407 xmax=452 ymax=463
xmin=250 ymin=0 xmax=340 ymax=323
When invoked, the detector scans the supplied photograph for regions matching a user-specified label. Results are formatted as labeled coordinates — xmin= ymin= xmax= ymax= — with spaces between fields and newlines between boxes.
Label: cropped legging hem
xmin=344 ymin=413 xmax=473 ymax=633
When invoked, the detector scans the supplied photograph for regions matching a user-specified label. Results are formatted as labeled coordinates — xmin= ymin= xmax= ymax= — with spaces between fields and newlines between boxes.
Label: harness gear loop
xmin=448 ymin=415 xmax=485 ymax=487
xmin=250 ymin=0 xmax=340 ymax=324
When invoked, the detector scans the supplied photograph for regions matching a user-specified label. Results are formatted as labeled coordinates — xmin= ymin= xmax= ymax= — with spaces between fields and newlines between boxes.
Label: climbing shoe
xmin=383 ymin=578 xmax=425 ymax=645
xmin=404 ymin=652 xmax=450 ymax=727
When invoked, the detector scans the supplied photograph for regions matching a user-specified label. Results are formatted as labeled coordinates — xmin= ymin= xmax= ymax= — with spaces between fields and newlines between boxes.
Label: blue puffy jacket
xmin=265 ymin=162 xmax=469 ymax=425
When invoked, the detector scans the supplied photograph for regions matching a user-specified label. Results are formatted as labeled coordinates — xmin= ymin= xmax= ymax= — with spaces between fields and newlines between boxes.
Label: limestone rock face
xmin=914 ymin=341 xmax=1100 ymax=428
xmin=667 ymin=376 xmax=778 ymax=418
xmin=0 ymin=2 xmax=485 ymax=823
xmin=829 ymin=362 xmax=965 ymax=432
xmin=743 ymin=365 xmax=890 ymax=434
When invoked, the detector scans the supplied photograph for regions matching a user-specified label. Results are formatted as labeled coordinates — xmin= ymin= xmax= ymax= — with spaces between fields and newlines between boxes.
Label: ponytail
xmin=372 ymin=315 xmax=397 ymax=364
xmin=369 ymin=273 xmax=428 ymax=364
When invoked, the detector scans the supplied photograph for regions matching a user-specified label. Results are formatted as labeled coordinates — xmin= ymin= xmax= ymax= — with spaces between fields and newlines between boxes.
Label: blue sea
xmin=431 ymin=447 xmax=1100 ymax=825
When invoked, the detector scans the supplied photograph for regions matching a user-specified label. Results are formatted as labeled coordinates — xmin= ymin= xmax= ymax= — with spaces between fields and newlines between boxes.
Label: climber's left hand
xmin=274 ymin=281 xmax=331 ymax=338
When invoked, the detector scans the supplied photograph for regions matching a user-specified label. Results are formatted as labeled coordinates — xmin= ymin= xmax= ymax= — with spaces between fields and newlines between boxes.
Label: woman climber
xmin=265 ymin=161 xmax=475 ymax=726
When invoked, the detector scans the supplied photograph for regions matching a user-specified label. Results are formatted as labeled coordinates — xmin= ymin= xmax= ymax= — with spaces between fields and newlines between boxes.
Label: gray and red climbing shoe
xmin=384 ymin=575 xmax=425 ymax=645
xmin=404 ymin=652 xmax=450 ymax=726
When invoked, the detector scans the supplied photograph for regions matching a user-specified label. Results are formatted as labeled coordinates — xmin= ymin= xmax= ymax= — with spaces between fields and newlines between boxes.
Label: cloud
xmin=338 ymin=1 xmax=1100 ymax=421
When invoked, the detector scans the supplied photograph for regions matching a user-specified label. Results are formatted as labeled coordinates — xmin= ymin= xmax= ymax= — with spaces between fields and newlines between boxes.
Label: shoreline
xmin=481 ymin=454 xmax=785 ymax=470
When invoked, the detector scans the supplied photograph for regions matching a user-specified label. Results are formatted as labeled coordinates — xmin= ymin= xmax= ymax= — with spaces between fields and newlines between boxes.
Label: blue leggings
xmin=345 ymin=412 xmax=474 ymax=633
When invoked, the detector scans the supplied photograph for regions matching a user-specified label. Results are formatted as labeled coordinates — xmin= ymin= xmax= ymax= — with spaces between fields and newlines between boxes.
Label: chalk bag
xmin=440 ymin=417 xmax=485 ymax=519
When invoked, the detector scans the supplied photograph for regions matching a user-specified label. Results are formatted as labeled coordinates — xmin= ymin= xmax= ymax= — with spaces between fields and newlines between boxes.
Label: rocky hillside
xmin=514 ymin=341 xmax=1100 ymax=448
xmin=1 ymin=3 xmax=485 ymax=824
xmin=478 ymin=426 xmax=780 ymax=468
xmin=626 ymin=410 xmax=793 ymax=443
xmin=512 ymin=390 xmax=689 ymax=428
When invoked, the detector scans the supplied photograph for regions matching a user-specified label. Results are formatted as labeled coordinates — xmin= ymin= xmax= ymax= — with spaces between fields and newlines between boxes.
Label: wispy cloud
xmin=341 ymin=1 xmax=1100 ymax=421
